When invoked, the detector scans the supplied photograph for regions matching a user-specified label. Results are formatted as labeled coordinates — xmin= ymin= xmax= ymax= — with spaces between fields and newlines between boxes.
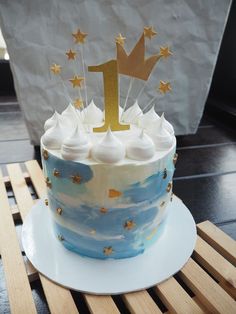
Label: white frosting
xmin=121 ymin=100 xmax=143 ymax=124
xmin=147 ymin=115 xmax=174 ymax=150
xmin=161 ymin=113 xmax=175 ymax=135
xmin=61 ymin=126 xmax=91 ymax=160
xmin=42 ymin=118 xmax=64 ymax=149
xmin=126 ymin=130 xmax=155 ymax=160
xmin=91 ymin=128 xmax=125 ymax=163
xmin=83 ymin=100 xmax=103 ymax=126
xmin=138 ymin=106 xmax=160 ymax=129
xmin=44 ymin=111 xmax=61 ymax=131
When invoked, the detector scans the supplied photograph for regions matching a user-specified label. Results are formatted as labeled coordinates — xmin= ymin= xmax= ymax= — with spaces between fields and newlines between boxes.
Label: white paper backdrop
xmin=0 ymin=0 xmax=231 ymax=144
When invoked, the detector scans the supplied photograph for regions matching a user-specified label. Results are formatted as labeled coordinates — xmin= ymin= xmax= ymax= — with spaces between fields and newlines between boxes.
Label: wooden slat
xmin=179 ymin=258 xmax=236 ymax=313
xmin=0 ymin=169 xmax=37 ymax=313
xmin=23 ymin=256 xmax=39 ymax=282
xmin=194 ymin=236 xmax=236 ymax=298
xmin=197 ymin=221 xmax=236 ymax=266
xmin=123 ymin=290 xmax=162 ymax=314
xmin=3 ymin=172 xmax=30 ymax=187
xmin=26 ymin=160 xmax=121 ymax=313
xmin=7 ymin=163 xmax=79 ymax=314
xmin=84 ymin=294 xmax=120 ymax=314
xmin=155 ymin=277 xmax=204 ymax=313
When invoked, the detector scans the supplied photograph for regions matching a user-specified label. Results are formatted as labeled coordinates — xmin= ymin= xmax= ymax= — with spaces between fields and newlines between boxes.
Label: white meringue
xmin=91 ymin=128 xmax=125 ymax=163
xmin=42 ymin=119 xmax=63 ymax=150
xmin=161 ymin=113 xmax=175 ymax=135
xmin=126 ymin=130 xmax=155 ymax=160
xmin=121 ymin=100 xmax=143 ymax=124
xmin=44 ymin=111 xmax=61 ymax=131
xmin=83 ymin=100 xmax=103 ymax=126
xmin=138 ymin=106 xmax=160 ymax=128
xmin=61 ymin=126 xmax=91 ymax=160
xmin=147 ymin=115 xmax=174 ymax=150
xmin=61 ymin=103 xmax=82 ymax=128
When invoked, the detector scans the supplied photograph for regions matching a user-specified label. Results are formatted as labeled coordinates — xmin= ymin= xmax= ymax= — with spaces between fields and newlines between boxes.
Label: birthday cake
xmin=41 ymin=27 xmax=177 ymax=259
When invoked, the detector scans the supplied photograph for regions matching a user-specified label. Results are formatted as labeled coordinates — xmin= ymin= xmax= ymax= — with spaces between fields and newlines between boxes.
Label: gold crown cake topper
xmin=50 ymin=26 xmax=172 ymax=132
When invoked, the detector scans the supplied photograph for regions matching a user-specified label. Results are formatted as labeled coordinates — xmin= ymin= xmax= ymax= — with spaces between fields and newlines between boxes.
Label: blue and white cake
xmin=41 ymin=102 xmax=177 ymax=259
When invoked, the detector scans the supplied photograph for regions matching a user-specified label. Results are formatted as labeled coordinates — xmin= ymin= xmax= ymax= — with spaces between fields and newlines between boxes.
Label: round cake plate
xmin=22 ymin=195 xmax=196 ymax=295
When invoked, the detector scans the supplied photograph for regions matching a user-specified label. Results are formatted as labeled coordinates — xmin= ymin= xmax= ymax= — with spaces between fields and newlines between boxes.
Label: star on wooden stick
xmin=160 ymin=46 xmax=172 ymax=58
xmin=66 ymin=49 xmax=77 ymax=60
xmin=69 ymin=76 xmax=84 ymax=88
xmin=50 ymin=63 xmax=61 ymax=75
xmin=115 ymin=33 xmax=126 ymax=46
xmin=144 ymin=26 xmax=157 ymax=39
xmin=73 ymin=98 xmax=84 ymax=109
xmin=72 ymin=29 xmax=87 ymax=44
xmin=158 ymin=81 xmax=172 ymax=94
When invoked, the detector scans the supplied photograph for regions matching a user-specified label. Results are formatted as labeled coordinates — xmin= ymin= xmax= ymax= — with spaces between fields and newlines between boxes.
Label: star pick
xmin=72 ymin=29 xmax=87 ymax=44
xmin=73 ymin=98 xmax=83 ymax=108
xmin=158 ymin=80 xmax=172 ymax=94
xmin=50 ymin=63 xmax=61 ymax=75
xmin=160 ymin=46 xmax=172 ymax=58
xmin=69 ymin=76 xmax=84 ymax=88
xmin=66 ymin=49 xmax=77 ymax=60
xmin=144 ymin=26 xmax=157 ymax=39
xmin=115 ymin=33 xmax=126 ymax=46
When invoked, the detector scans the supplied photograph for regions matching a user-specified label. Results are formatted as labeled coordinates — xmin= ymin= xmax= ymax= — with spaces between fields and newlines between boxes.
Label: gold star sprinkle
xmin=42 ymin=149 xmax=49 ymax=160
xmin=115 ymin=33 xmax=126 ymax=46
xmin=108 ymin=189 xmax=122 ymax=198
xmin=72 ymin=29 xmax=87 ymax=44
xmin=144 ymin=26 xmax=157 ymax=39
xmin=45 ymin=177 xmax=52 ymax=189
xmin=173 ymin=153 xmax=178 ymax=165
xmin=69 ymin=75 xmax=84 ymax=88
xmin=160 ymin=46 xmax=172 ymax=58
xmin=50 ymin=63 xmax=61 ymax=75
xmin=71 ymin=175 xmax=82 ymax=184
xmin=158 ymin=81 xmax=172 ymax=94
xmin=53 ymin=169 xmax=60 ymax=177
xmin=166 ymin=182 xmax=172 ymax=193
xmin=45 ymin=199 xmax=49 ymax=206
xmin=100 ymin=207 xmax=108 ymax=214
xmin=66 ymin=49 xmax=77 ymax=60
xmin=124 ymin=220 xmax=136 ymax=230
xmin=73 ymin=98 xmax=84 ymax=109
xmin=160 ymin=201 xmax=165 ymax=207
xmin=58 ymin=234 xmax=64 ymax=241
xmin=56 ymin=207 xmax=63 ymax=215
xmin=163 ymin=168 xmax=167 ymax=179
xmin=103 ymin=246 xmax=113 ymax=256
xmin=90 ymin=229 xmax=96 ymax=235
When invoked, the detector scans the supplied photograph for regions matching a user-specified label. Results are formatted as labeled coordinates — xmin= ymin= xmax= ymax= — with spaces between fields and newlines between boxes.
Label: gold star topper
xmin=144 ymin=26 xmax=157 ymax=39
xmin=73 ymin=98 xmax=83 ymax=109
xmin=160 ymin=46 xmax=172 ymax=58
xmin=115 ymin=33 xmax=126 ymax=47
xmin=69 ymin=76 xmax=84 ymax=88
xmin=158 ymin=80 xmax=172 ymax=94
xmin=66 ymin=49 xmax=77 ymax=60
xmin=50 ymin=63 xmax=61 ymax=75
xmin=72 ymin=29 xmax=87 ymax=44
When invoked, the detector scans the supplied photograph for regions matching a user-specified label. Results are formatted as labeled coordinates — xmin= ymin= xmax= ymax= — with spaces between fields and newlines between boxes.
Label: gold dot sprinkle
xmin=42 ymin=149 xmax=49 ymax=160
xmin=173 ymin=153 xmax=178 ymax=165
xmin=53 ymin=169 xmax=60 ymax=177
xmin=45 ymin=199 xmax=48 ymax=206
xmin=100 ymin=207 xmax=108 ymax=214
xmin=163 ymin=168 xmax=167 ymax=179
xmin=124 ymin=220 xmax=136 ymax=230
xmin=45 ymin=177 xmax=52 ymax=189
xmin=166 ymin=182 xmax=172 ymax=193
xmin=56 ymin=207 xmax=63 ymax=215
xmin=103 ymin=246 xmax=113 ymax=256
xmin=58 ymin=234 xmax=64 ymax=241
xmin=71 ymin=175 xmax=82 ymax=184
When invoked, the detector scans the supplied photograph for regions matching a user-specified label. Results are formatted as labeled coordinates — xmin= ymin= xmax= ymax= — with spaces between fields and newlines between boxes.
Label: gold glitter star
xmin=124 ymin=220 xmax=136 ymax=230
xmin=158 ymin=81 xmax=172 ymax=94
xmin=73 ymin=98 xmax=83 ymax=109
xmin=108 ymin=189 xmax=122 ymax=198
xmin=45 ymin=177 xmax=52 ymax=189
xmin=69 ymin=75 xmax=84 ymax=88
xmin=58 ymin=234 xmax=64 ymax=241
xmin=166 ymin=182 xmax=172 ymax=193
xmin=160 ymin=46 xmax=172 ymax=58
xmin=163 ymin=168 xmax=167 ymax=179
xmin=173 ymin=153 xmax=178 ymax=165
xmin=53 ymin=169 xmax=60 ymax=177
xmin=115 ymin=33 xmax=126 ymax=46
xmin=100 ymin=207 xmax=108 ymax=214
xmin=71 ymin=175 xmax=82 ymax=184
xmin=56 ymin=207 xmax=63 ymax=215
xmin=72 ymin=29 xmax=87 ymax=44
xmin=50 ymin=63 xmax=61 ymax=75
xmin=42 ymin=149 xmax=49 ymax=160
xmin=45 ymin=199 xmax=48 ymax=206
xmin=103 ymin=246 xmax=113 ymax=256
xmin=144 ymin=26 xmax=157 ymax=39
xmin=66 ymin=49 xmax=77 ymax=60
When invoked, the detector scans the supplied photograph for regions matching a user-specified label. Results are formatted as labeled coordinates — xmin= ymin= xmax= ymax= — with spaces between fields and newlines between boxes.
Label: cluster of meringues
xmin=42 ymin=100 xmax=175 ymax=163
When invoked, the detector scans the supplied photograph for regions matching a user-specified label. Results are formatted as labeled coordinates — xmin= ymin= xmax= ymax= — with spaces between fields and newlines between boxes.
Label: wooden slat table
xmin=0 ymin=160 xmax=235 ymax=314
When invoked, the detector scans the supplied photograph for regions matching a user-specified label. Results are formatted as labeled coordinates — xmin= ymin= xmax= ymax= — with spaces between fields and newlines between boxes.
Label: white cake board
xmin=22 ymin=195 xmax=197 ymax=295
